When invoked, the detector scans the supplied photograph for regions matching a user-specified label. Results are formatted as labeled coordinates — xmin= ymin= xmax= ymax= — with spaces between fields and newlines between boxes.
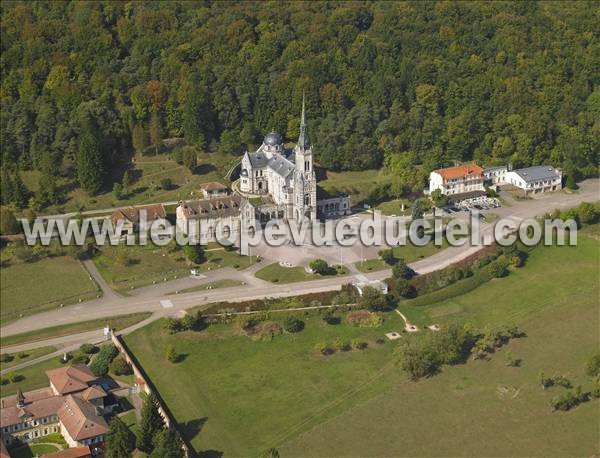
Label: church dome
xmin=263 ymin=131 xmax=283 ymax=146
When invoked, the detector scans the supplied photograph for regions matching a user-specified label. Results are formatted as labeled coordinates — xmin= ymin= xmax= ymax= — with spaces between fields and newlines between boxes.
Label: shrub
xmin=352 ymin=339 xmax=368 ymax=350
xmin=166 ymin=346 xmax=180 ymax=363
xmin=397 ymin=339 xmax=439 ymax=380
xmin=315 ymin=342 xmax=333 ymax=355
xmin=17 ymin=352 xmax=27 ymax=359
xmin=89 ymin=344 xmax=119 ymax=377
xmin=346 ymin=310 xmax=383 ymax=328
xmin=310 ymin=259 xmax=334 ymax=275
xmin=79 ymin=343 xmax=97 ymax=354
xmin=111 ymin=356 xmax=133 ymax=375
xmin=0 ymin=354 xmax=13 ymax=363
xmin=250 ymin=322 xmax=283 ymax=341
xmin=322 ymin=309 xmax=340 ymax=325
xmin=0 ymin=377 xmax=7 ymax=385
xmin=586 ymin=352 xmax=600 ymax=377
xmin=183 ymin=244 xmax=204 ymax=264
xmin=181 ymin=311 xmax=203 ymax=331
xmin=332 ymin=291 xmax=355 ymax=305
xmin=378 ymin=248 xmax=396 ymax=265
xmin=488 ymin=257 xmax=509 ymax=278
xmin=551 ymin=386 xmax=590 ymax=411
xmin=564 ymin=174 xmax=578 ymax=190
xmin=357 ymin=286 xmax=387 ymax=311
xmin=163 ymin=317 xmax=182 ymax=334
xmin=160 ymin=177 xmax=173 ymax=190
xmin=283 ymin=316 xmax=304 ymax=333
xmin=70 ymin=354 xmax=90 ymax=365
xmin=260 ymin=448 xmax=280 ymax=458
xmin=9 ymin=373 xmax=23 ymax=383
xmin=394 ymin=278 xmax=417 ymax=298
xmin=333 ymin=339 xmax=351 ymax=352
xmin=577 ymin=202 xmax=599 ymax=225
xmin=392 ymin=258 xmax=414 ymax=279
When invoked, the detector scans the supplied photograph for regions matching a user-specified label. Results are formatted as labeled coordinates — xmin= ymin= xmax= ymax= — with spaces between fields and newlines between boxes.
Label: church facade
xmin=240 ymin=96 xmax=318 ymax=220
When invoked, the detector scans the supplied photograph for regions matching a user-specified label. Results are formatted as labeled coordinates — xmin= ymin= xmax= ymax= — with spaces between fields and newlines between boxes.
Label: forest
xmin=1 ymin=1 xmax=599 ymax=209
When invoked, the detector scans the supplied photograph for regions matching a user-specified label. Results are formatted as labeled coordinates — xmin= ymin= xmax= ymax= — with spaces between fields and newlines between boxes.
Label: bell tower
xmin=294 ymin=93 xmax=317 ymax=220
xmin=295 ymin=93 xmax=312 ymax=174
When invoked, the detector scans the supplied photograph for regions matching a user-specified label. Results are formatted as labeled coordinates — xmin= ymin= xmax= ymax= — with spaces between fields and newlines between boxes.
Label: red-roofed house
xmin=1 ymin=365 xmax=115 ymax=453
xmin=429 ymin=164 xmax=485 ymax=196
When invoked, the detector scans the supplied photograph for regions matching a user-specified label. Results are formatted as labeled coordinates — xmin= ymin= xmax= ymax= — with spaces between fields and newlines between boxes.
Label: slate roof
xmin=267 ymin=155 xmax=295 ymax=178
xmin=180 ymin=195 xmax=242 ymax=219
xmin=512 ymin=166 xmax=560 ymax=183
xmin=246 ymin=151 xmax=268 ymax=168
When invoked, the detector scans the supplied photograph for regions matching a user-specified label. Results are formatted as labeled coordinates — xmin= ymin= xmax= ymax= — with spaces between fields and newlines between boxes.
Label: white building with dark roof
xmin=504 ymin=166 xmax=562 ymax=194
xmin=239 ymin=96 xmax=318 ymax=220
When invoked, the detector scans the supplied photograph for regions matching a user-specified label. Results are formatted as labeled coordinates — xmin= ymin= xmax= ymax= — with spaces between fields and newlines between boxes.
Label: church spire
xmin=297 ymin=92 xmax=310 ymax=150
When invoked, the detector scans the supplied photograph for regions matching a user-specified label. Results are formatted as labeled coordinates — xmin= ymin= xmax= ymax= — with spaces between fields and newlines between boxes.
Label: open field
xmin=125 ymin=232 xmax=598 ymax=456
xmin=1 ymin=312 xmax=152 ymax=347
xmin=20 ymin=151 xmax=238 ymax=216
xmin=0 ymin=254 xmax=100 ymax=323
xmin=125 ymin=311 xmax=406 ymax=456
xmin=256 ymin=262 xmax=348 ymax=283
xmin=318 ymin=169 xmax=391 ymax=205
xmin=0 ymin=346 xmax=56 ymax=371
xmin=93 ymin=241 xmax=255 ymax=292
xmin=282 ymin=236 xmax=600 ymax=456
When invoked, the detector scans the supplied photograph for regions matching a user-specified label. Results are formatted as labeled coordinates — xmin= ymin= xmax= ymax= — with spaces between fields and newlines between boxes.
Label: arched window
xmin=304 ymin=194 xmax=310 ymax=205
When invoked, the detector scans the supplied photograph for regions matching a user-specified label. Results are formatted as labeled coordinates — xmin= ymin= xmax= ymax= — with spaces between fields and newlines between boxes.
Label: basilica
xmin=240 ymin=97 xmax=325 ymax=220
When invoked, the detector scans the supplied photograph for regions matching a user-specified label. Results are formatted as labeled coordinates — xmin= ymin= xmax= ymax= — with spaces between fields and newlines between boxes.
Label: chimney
xmin=16 ymin=387 xmax=25 ymax=408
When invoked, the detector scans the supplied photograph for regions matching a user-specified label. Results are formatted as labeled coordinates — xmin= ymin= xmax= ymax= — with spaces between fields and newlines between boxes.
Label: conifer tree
xmin=106 ymin=416 xmax=136 ymax=458
xmin=136 ymin=392 xmax=165 ymax=453
xmin=76 ymin=114 xmax=104 ymax=195
xmin=149 ymin=429 xmax=184 ymax=458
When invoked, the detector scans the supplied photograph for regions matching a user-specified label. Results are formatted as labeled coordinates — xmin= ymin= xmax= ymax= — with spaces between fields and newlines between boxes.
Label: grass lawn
xmin=255 ymin=262 xmax=348 ymax=283
xmin=126 ymin=232 xmax=597 ymax=457
xmin=9 ymin=443 xmax=61 ymax=458
xmin=120 ymin=409 xmax=139 ymax=437
xmin=375 ymin=198 xmax=411 ymax=216
xmin=124 ymin=311 xmax=406 ymax=456
xmin=281 ymin=236 xmax=600 ymax=456
xmin=318 ymin=169 xmax=391 ymax=205
xmin=93 ymin=241 xmax=256 ymax=292
xmin=355 ymin=238 xmax=450 ymax=273
xmin=0 ymin=357 xmax=67 ymax=397
xmin=0 ymin=255 xmax=100 ymax=323
xmin=0 ymin=346 xmax=56 ymax=371
xmin=171 ymin=279 xmax=244 ymax=294
xmin=1 ymin=312 xmax=152 ymax=347
xmin=20 ymin=151 xmax=239 ymax=216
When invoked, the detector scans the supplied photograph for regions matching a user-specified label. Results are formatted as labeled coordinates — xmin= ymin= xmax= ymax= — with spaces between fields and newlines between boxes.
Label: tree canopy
xmin=1 ymin=1 xmax=598 ymax=206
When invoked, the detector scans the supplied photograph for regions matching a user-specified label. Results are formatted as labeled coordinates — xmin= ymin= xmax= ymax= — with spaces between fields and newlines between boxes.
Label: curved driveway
xmin=2 ymin=180 xmax=598 ymax=342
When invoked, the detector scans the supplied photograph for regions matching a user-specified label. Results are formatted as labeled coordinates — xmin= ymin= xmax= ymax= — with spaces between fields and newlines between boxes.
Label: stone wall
xmin=111 ymin=333 xmax=194 ymax=457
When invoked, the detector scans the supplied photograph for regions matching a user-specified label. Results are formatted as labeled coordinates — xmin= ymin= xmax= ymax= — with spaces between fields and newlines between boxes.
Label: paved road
xmin=2 ymin=180 xmax=598 ymax=340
